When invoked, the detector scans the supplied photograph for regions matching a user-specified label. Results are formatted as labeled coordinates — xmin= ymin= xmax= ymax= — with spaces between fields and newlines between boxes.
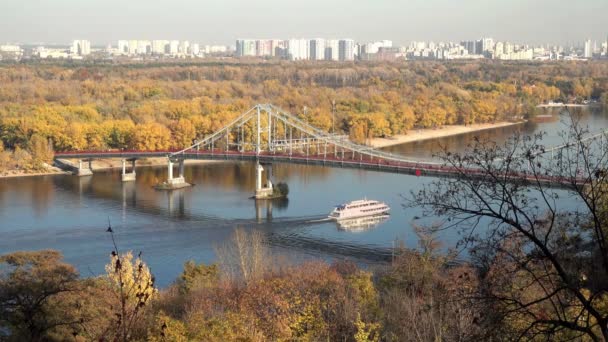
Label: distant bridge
xmin=54 ymin=104 xmax=585 ymax=194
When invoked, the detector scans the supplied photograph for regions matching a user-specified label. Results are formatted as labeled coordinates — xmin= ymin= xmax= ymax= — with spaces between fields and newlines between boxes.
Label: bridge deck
xmin=54 ymin=149 xmax=578 ymax=189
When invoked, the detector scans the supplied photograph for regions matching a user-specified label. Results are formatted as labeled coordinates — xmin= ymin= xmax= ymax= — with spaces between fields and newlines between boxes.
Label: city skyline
xmin=1 ymin=0 xmax=607 ymax=46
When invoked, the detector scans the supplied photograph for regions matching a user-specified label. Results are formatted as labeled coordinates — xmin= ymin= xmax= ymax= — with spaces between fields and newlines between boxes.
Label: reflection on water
xmin=254 ymin=198 xmax=290 ymax=223
xmin=0 ymin=107 xmax=606 ymax=287
xmin=336 ymin=214 xmax=390 ymax=232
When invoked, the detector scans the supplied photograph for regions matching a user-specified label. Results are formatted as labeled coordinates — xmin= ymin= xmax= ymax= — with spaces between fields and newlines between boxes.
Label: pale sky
xmin=1 ymin=0 xmax=606 ymax=46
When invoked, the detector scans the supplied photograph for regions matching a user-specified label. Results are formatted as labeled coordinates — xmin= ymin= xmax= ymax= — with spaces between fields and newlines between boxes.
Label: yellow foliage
xmin=132 ymin=122 xmax=172 ymax=150
xmin=354 ymin=313 xmax=380 ymax=342
xmin=147 ymin=312 xmax=188 ymax=342
xmin=104 ymin=251 xmax=157 ymax=307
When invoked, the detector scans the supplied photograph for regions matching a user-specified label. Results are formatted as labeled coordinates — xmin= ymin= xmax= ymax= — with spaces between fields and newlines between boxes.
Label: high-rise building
xmin=584 ymin=39 xmax=592 ymax=58
xmin=288 ymin=39 xmax=308 ymax=60
xmin=481 ymin=38 xmax=494 ymax=53
xmin=256 ymin=40 xmax=273 ymax=57
xmin=137 ymin=40 xmax=151 ymax=54
xmin=461 ymin=40 xmax=478 ymax=55
xmin=236 ymin=39 xmax=256 ymax=57
xmin=128 ymin=40 xmax=138 ymax=55
xmin=338 ymin=39 xmax=355 ymax=61
xmin=325 ymin=39 xmax=339 ymax=61
xmin=495 ymin=42 xmax=505 ymax=56
xmin=179 ymin=41 xmax=190 ymax=55
xmin=118 ymin=40 xmax=129 ymax=54
xmin=192 ymin=43 xmax=200 ymax=56
xmin=169 ymin=40 xmax=179 ymax=55
xmin=309 ymin=38 xmax=325 ymax=60
xmin=71 ymin=40 xmax=91 ymax=56
xmin=152 ymin=40 xmax=168 ymax=55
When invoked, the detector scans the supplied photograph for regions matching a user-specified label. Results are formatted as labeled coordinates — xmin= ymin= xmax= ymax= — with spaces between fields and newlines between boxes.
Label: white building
xmin=481 ymin=38 xmax=494 ymax=53
xmin=325 ymin=39 xmax=339 ymax=61
xmin=309 ymin=38 xmax=325 ymax=60
xmin=128 ymin=40 xmax=138 ymax=55
xmin=0 ymin=44 xmax=23 ymax=60
xmin=152 ymin=40 xmax=169 ymax=54
xmin=338 ymin=39 xmax=355 ymax=61
xmin=35 ymin=46 xmax=70 ymax=59
xmin=169 ymin=40 xmax=179 ymax=55
xmin=584 ymin=39 xmax=592 ymax=58
xmin=192 ymin=43 xmax=201 ymax=56
xmin=118 ymin=40 xmax=129 ymax=54
xmin=71 ymin=40 xmax=91 ymax=56
xmin=288 ymin=39 xmax=309 ymax=60
xmin=137 ymin=40 xmax=151 ymax=54
xmin=179 ymin=41 xmax=190 ymax=55
xmin=204 ymin=45 xmax=229 ymax=54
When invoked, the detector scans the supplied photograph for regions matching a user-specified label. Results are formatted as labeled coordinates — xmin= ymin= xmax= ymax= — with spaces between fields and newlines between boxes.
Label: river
xmin=0 ymin=107 xmax=606 ymax=286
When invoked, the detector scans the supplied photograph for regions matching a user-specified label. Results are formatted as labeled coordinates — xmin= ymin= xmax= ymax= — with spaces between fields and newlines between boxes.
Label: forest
xmin=0 ymin=60 xmax=607 ymax=172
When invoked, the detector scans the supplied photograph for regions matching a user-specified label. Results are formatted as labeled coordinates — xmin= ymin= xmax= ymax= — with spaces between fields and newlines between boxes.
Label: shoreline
xmin=536 ymin=103 xmax=599 ymax=108
xmin=369 ymin=121 xmax=524 ymax=148
xmin=0 ymin=158 xmax=223 ymax=179
xmin=0 ymin=169 xmax=70 ymax=179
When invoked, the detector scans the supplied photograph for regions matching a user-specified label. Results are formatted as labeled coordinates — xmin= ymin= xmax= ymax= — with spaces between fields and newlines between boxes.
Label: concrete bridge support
xmin=75 ymin=159 xmax=93 ymax=177
xmin=155 ymin=158 xmax=191 ymax=190
xmin=255 ymin=161 xmax=274 ymax=199
xmin=121 ymin=159 xmax=136 ymax=182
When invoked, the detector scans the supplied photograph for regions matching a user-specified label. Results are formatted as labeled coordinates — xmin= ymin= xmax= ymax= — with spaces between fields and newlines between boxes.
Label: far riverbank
xmin=369 ymin=121 xmax=524 ymax=148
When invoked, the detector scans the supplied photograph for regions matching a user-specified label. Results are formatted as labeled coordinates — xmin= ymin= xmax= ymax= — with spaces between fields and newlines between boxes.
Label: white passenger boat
xmin=329 ymin=199 xmax=390 ymax=220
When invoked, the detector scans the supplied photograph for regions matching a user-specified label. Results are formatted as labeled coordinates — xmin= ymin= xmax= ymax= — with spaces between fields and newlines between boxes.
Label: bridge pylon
xmin=154 ymin=157 xmax=191 ymax=190
xmin=75 ymin=159 xmax=93 ymax=177
xmin=255 ymin=160 xmax=274 ymax=199
xmin=121 ymin=159 xmax=136 ymax=182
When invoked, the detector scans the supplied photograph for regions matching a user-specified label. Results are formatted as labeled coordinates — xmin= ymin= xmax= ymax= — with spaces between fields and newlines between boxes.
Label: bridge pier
xmin=121 ymin=159 xmax=136 ymax=182
xmin=75 ymin=159 xmax=93 ymax=177
xmin=154 ymin=158 xmax=191 ymax=190
xmin=254 ymin=161 xmax=274 ymax=199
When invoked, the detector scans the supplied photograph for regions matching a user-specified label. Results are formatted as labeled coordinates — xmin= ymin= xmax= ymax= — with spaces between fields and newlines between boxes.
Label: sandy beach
xmin=369 ymin=121 xmax=524 ymax=148
xmin=536 ymin=103 xmax=590 ymax=108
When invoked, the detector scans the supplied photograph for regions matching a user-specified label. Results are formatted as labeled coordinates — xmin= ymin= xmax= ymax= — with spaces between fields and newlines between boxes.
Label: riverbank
xmin=0 ymin=158 xmax=222 ymax=179
xmin=369 ymin=121 xmax=524 ymax=148
xmin=0 ymin=168 xmax=70 ymax=179
xmin=537 ymin=103 xmax=587 ymax=108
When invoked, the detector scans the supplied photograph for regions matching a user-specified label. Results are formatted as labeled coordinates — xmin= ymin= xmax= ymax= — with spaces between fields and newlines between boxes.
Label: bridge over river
xmin=55 ymin=104 xmax=585 ymax=195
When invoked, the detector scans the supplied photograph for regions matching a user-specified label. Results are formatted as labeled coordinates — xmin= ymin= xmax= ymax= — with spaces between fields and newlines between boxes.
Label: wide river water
xmin=1 ymin=107 xmax=606 ymax=286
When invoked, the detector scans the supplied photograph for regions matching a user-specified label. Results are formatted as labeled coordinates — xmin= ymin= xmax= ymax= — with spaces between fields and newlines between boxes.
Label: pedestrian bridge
xmin=54 ymin=104 xmax=582 ymax=195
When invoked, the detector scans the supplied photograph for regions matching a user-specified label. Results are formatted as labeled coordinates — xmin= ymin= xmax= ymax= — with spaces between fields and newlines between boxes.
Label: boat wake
xmin=306 ymin=217 xmax=333 ymax=223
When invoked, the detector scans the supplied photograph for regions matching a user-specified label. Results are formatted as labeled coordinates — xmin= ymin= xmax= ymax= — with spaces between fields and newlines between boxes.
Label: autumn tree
xmin=215 ymin=228 xmax=270 ymax=284
xmin=132 ymin=122 xmax=172 ymax=150
xmin=102 ymin=227 xmax=157 ymax=342
xmin=0 ymin=250 xmax=80 ymax=341
xmin=28 ymin=134 xmax=53 ymax=169
xmin=411 ymin=118 xmax=608 ymax=340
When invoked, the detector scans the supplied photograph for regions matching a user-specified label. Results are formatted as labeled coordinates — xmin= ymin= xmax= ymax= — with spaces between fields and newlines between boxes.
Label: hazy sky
xmin=1 ymin=0 xmax=606 ymax=46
